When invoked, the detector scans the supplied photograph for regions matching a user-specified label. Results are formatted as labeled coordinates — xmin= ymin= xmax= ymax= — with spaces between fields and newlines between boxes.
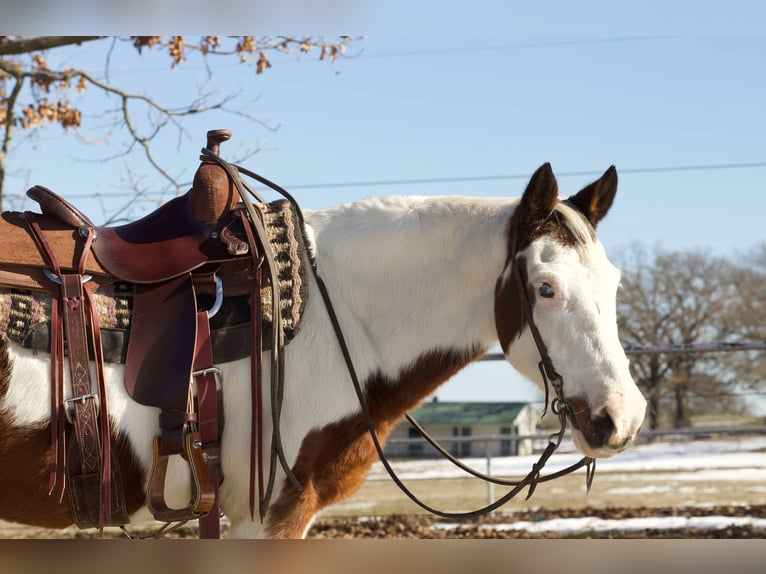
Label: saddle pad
xmin=259 ymin=199 xmax=311 ymax=339
xmin=0 ymin=199 xmax=311 ymax=361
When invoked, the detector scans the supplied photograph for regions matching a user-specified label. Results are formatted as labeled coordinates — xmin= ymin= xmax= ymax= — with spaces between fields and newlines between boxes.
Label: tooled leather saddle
xmin=0 ymin=130 xmax=310 ymax=538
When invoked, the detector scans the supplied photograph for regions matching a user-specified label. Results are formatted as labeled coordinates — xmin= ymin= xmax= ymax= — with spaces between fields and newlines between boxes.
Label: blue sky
xmin=4 ymin=7 xmax=765 ymax=405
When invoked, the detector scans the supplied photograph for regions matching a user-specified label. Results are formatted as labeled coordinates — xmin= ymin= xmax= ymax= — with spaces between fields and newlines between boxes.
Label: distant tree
xmin=616 ymin=246 xmax=760 ymax=429
xmin=0 ymin=35 xmax=353 ymax=209
xmin=716 ymin=244 xmax=766 ymax=409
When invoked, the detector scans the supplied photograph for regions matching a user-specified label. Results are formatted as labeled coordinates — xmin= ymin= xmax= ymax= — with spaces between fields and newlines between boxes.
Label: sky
xmin=4 ymin=5 xmax=766 ymax=406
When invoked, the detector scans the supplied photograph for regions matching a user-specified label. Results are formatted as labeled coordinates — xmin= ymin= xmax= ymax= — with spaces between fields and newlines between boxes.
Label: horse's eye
xmin=538 ymin=282 xmax=555 ymax=299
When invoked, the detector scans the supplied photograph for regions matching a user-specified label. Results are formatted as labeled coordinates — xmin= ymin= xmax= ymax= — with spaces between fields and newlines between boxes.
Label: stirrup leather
xmin=147 ymin=431 xmax=216 ymax=522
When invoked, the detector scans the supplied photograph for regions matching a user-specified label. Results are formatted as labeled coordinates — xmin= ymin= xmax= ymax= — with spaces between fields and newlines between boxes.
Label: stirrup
xmin=147 ymin=431 xmax=216 ymax=522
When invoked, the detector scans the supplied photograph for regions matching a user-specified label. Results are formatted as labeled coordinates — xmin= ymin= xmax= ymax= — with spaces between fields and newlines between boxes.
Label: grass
xmin=318 ymin=469 xmax=766 ymax=519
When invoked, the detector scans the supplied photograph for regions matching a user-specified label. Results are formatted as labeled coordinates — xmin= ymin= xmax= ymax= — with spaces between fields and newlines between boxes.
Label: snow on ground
xmin=433 ymin=515 xmax=766 ymax=534
xmin=364 ymin=436 xmax=766 ymax=533
xmin=368 ymin=436 xmax=766 ymax=482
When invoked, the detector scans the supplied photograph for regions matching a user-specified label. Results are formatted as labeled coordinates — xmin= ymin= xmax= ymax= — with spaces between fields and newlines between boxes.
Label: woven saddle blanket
xmin=0 ymin=199 xmax=311 ymax=364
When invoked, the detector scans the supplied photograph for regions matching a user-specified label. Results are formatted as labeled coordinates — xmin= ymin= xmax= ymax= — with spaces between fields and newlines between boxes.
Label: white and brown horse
xmin=0 ymin=163 xmax=646 ymax=538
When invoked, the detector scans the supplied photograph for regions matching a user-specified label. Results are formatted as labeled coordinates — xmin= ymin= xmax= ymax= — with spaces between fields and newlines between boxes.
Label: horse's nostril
xmin=589 ymin=411 xmax=615 ymax=448
xmin=567 ymin=397 xmax=616 ymax=449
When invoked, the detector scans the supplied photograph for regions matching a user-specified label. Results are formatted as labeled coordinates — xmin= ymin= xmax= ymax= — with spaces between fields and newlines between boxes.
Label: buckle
xmin=64 ymin=393 xmax=99 ymax=424
xmin=192 ymin=367 xmax=222 ymax=385
xmin=43 ymin=269 xmax=92 ymax=285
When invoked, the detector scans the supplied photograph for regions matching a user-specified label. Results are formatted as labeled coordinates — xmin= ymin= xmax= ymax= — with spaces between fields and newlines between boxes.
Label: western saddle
xmin=0 ymin=130 xmax=307 ymax=538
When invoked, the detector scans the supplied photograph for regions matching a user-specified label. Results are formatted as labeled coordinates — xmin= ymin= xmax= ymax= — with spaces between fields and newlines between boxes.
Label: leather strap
xmin=195 ymin=310 xmax=222 ymax=539
xmin=23 ymin=215 xmax=67 ymax=500
xmin=202 ymin=152 xmax=304 ymax=520
xmin=23 ymin=215 xmax=124 ymax=531
xmin=60 ymin=274 xmax=102 ymax=477
xmin=240 ymin=209 xmax=264 ymax=520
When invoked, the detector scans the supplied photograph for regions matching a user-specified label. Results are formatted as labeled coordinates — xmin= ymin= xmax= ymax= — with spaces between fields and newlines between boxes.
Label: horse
xmin=0 ymin=162 xmax=646 ymax=538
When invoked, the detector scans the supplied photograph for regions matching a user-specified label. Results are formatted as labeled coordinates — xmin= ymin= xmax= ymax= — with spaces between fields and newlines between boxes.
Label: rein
xmin=397 ymin=246 xmax=597 ymax=497
xmin=202 ymin=153 xmax=595 ymax=520
xmin=310 ymin=204 xmax=596 ymax=518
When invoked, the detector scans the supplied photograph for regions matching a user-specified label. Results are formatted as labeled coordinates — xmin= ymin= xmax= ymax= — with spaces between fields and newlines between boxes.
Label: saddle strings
xmin=24 ymin=215 xmax=115 ymax=531
xmin=23 ymin=214 xmax=67 ymax=501
xmin=198 ymin=149 xmax=302 ymax=522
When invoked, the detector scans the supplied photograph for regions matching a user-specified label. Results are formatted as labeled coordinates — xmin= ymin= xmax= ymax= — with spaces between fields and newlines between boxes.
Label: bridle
xmin=311 ymin=213 xmax=597 ymax=519
xmin=195 ymin=154 xmax=596 ymax=520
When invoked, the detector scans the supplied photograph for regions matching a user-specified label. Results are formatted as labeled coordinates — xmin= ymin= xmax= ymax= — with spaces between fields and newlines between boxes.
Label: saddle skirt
xmin=0 ymin=199 xmax=310 ymax=361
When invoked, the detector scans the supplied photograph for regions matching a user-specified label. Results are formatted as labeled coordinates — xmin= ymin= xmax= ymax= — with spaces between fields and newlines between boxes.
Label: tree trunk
xmin=0 ymin=151 xmax=5 ymax=209
xmin=673 ymin=382 xmax=692 ymax=428
xmin=647 ymin=393 xmax=660 ymax=432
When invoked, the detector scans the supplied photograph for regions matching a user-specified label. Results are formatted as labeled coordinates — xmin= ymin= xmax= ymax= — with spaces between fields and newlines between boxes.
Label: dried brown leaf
xmin=132 ymin=36 xmax=161 ymax=54
xmin=256 ymin=51 xmax=271 ymax=74
xmin=169 ymin=35 xmax=185 ymax=67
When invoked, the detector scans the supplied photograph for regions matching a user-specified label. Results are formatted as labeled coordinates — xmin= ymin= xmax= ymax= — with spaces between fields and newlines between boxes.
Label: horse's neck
xmin=308 ymin=195 xmax=515 ymax=379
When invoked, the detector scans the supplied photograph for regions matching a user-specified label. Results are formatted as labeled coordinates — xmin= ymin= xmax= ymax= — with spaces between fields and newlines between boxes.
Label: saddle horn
xmin=190 ymin=129 xmax=237 ymax=224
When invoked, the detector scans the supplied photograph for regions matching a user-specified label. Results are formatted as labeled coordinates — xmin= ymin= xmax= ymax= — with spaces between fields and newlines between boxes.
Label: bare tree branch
xmin=0 ymin=36 xmax=105 ymax=56
xmin=0 ymin=35 xmax=358 ymax=209
xmin=618 ymin=245 xmax=766 ymax=428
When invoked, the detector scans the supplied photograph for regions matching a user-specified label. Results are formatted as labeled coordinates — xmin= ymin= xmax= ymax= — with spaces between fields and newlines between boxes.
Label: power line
xmin=7 ymin=159 xmax=766 ymax=201
xmin=482 ymin=340 xmax=766 ymax=362
xmin=357 ymin=36 xmax=682 ymax=60
xmin=65 ymin=36 xmax=682 ymax=77
xmin=285 ymin=161 xmax=766 ymax=191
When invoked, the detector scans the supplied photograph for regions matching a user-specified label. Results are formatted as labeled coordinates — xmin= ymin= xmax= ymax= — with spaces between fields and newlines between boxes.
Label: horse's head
xmin=495 ymin=163 xmax=646 ymax=459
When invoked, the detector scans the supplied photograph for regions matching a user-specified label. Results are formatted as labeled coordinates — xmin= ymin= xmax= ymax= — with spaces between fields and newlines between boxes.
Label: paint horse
xmin=0 ymin=161 xmax=646 ymax=538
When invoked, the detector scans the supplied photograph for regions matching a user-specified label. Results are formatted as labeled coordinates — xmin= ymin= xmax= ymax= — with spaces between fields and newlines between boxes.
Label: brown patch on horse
xmin=265 ymin=348 xmax=482 ymax=538
xmin=494 ymin=210 xmax=591 ymax=355
xmin=494 ymin=254 xmax=530 ymax=355
xmin=495 ymin=163 xmax=577 ymax=352
xmin=0 ymin=340 xmax=146 ymax=528
xmin=494 ymin=163 xmax=604 ymax=352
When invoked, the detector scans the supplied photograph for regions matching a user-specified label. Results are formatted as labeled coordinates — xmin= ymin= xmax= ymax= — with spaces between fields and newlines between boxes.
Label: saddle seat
xmin=0 ymin=142 xmax=248 ymax=293
xmin=26 ymin=163 xmax=242 ymax=285
xmin=16 ymin=128 xmax=244 ymax=286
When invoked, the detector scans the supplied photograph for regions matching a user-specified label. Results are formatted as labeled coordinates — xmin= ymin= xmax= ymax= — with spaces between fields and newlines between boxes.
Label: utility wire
xmin=286 ymin=161 xmax=766 ymax=191
xmin=66 ymin=36 xmax=683 ymax=77
xmin=7 ymin=159 xmax=765 ymax=201
xmin=358 ymin=36 xmax=682 ymax=60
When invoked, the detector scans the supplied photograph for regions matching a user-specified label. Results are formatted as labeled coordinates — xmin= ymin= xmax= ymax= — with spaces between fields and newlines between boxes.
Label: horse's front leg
xmin=228 ymin=425 xmax=379 ymax=538
xmin=227 ymin=481 xmax=320 ymax=539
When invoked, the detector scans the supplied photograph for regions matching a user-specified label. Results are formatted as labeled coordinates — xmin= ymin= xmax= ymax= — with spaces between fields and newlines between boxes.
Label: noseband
xmin=312 ymin=222 xmax=596 ymax=520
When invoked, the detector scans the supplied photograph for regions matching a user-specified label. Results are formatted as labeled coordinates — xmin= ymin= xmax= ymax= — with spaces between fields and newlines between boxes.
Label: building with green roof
xmin=384 ymin=400 xmax=538 ymax=458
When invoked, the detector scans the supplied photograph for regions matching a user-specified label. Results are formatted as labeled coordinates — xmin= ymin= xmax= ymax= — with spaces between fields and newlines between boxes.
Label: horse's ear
xmin=520 ymin=162 xmax=558 ymax=222
xmin=568 ymin=165 xmax=618 ymax=228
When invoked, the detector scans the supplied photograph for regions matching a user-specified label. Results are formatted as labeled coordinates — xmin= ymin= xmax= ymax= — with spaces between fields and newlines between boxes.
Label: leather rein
xmin=204 ymin=154 xmax=596 ymax=520
xmin=312 ymin=229 xmax=597 ymax=519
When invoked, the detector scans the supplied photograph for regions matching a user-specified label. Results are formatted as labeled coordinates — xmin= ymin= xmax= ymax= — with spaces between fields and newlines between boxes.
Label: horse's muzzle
xmin=565 ymin=396 xmax=633 ymax=457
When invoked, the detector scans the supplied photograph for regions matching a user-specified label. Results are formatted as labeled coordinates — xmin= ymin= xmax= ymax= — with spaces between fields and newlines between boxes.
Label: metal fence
xmin=385 ymin=424 xmax=766 ymax=460
xmin=480 ymin=340 xmax=766 ymax=362
xmin=383 ymin=425 xmax=766 ymax=509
